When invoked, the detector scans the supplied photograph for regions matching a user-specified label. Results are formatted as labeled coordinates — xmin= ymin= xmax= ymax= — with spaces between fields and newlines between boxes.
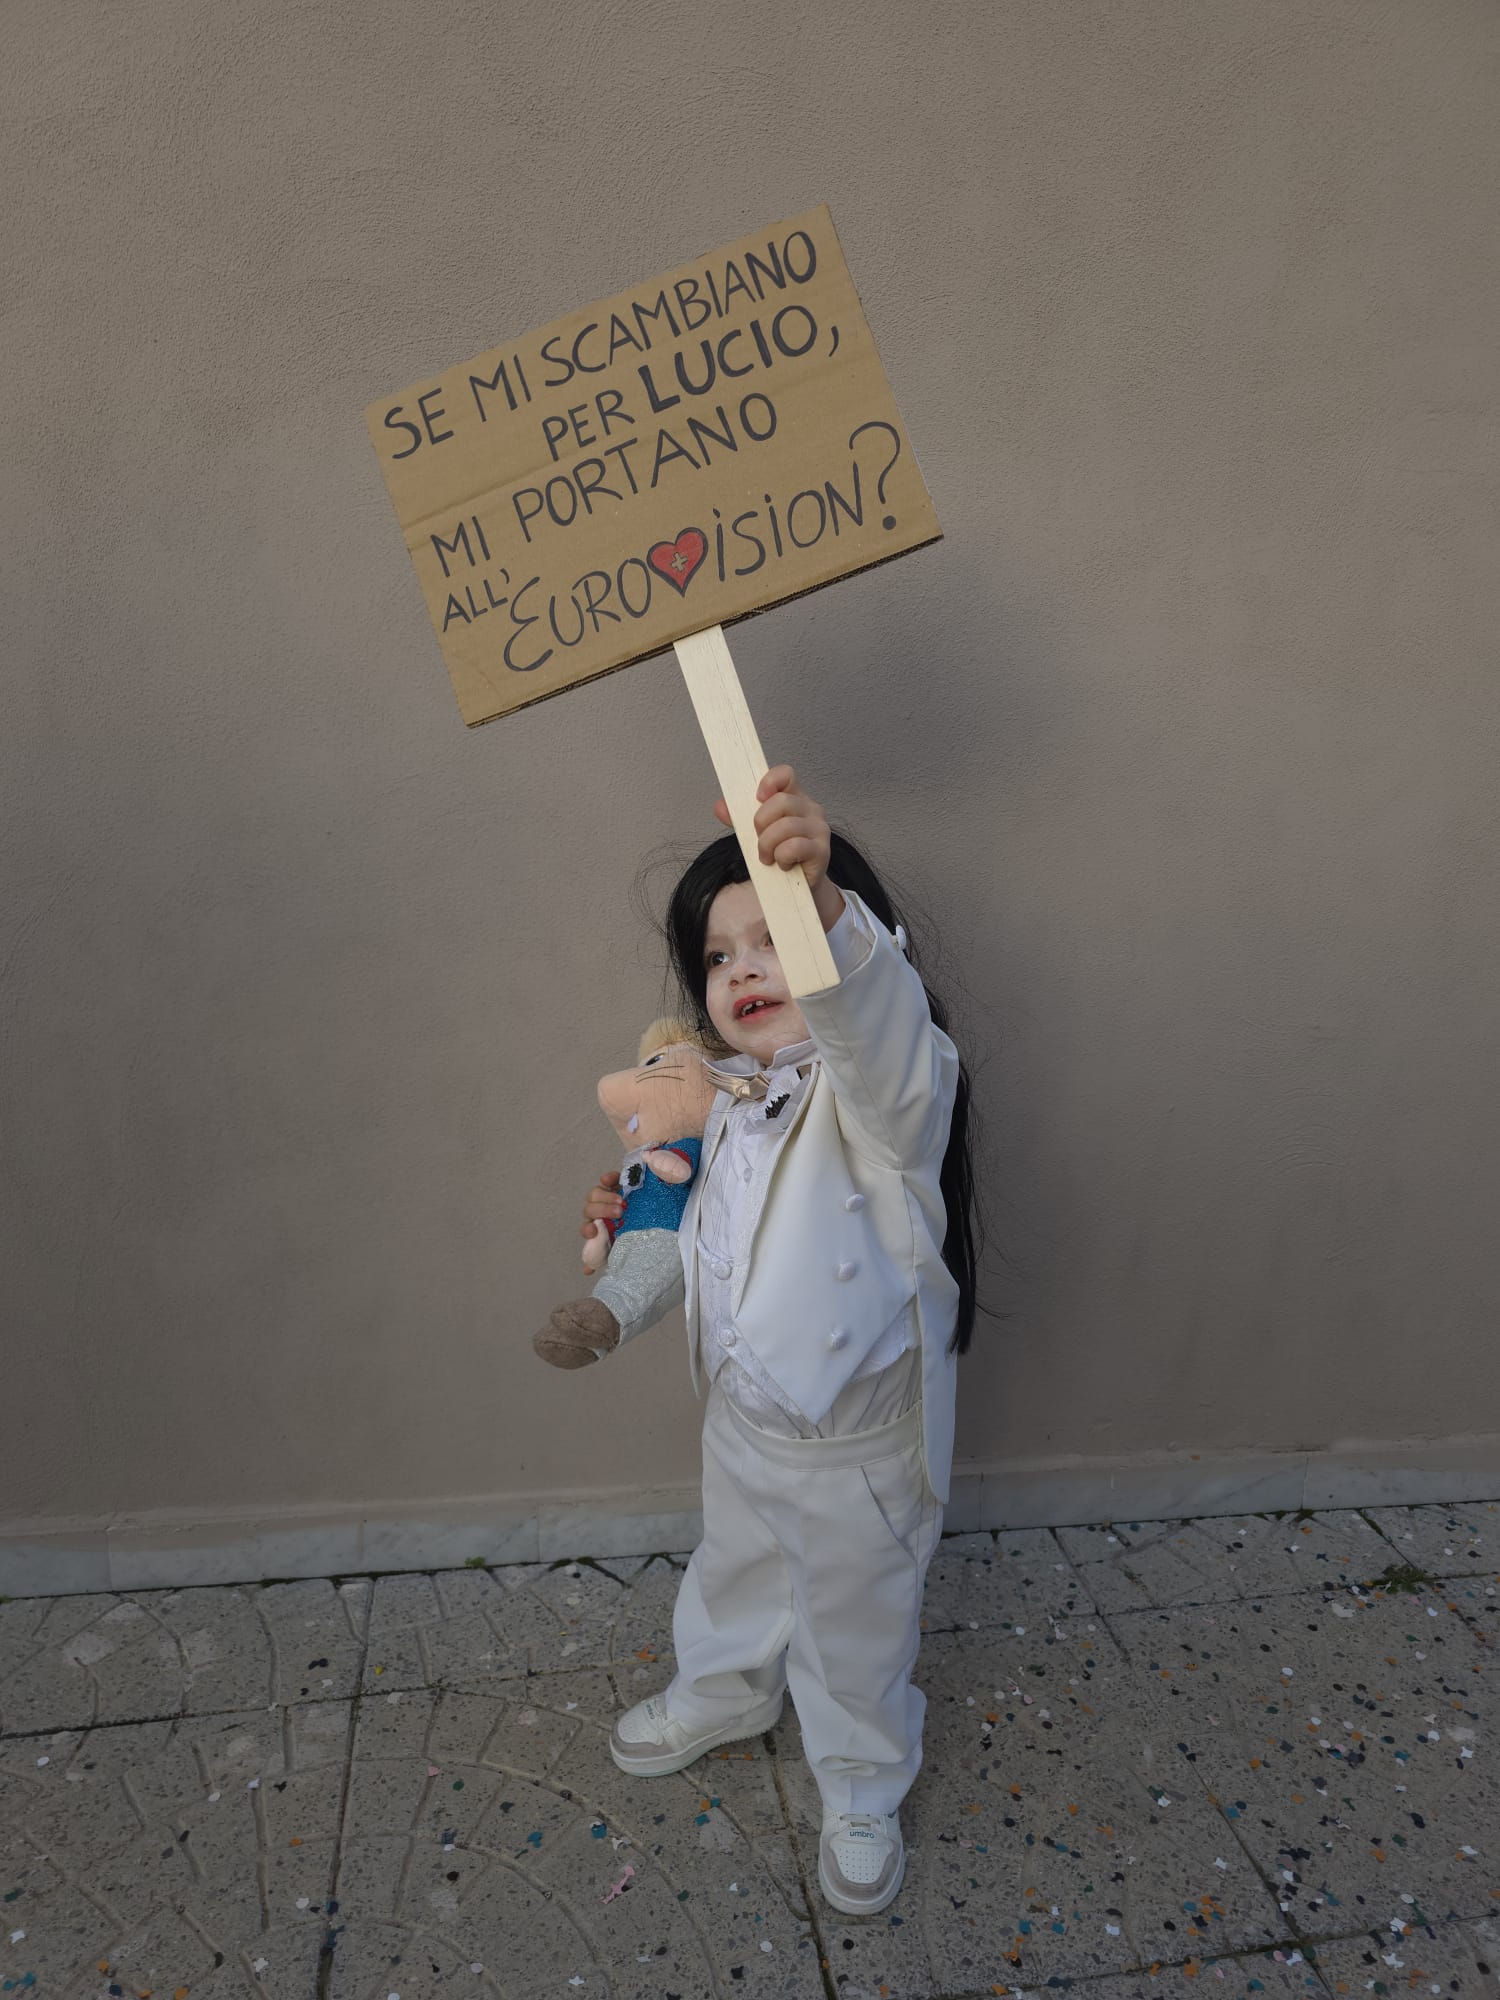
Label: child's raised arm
xmin=718 ymin=768 xmax=958 ymax=1174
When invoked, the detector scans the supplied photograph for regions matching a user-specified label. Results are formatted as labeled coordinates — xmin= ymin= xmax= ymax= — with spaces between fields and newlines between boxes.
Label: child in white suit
xmin=580 ymin=766 xmax=980 ymax=1917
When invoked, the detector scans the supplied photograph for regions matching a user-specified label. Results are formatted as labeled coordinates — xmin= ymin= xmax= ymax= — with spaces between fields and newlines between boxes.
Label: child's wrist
xmin=813 ymin=876 xmax=846 ymax=933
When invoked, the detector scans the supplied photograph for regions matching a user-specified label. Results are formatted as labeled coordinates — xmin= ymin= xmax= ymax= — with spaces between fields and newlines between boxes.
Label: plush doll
xmin=533 ymin=1018 xmax=720 ymax=1369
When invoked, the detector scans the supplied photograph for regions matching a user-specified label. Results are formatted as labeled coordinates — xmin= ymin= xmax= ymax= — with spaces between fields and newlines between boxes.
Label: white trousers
xmin=665 ymin=1373 xmax=943 ymax=1815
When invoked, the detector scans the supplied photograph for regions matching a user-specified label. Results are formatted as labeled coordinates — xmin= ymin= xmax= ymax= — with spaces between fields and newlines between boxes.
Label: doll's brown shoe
xmin=532 ymin=1299 xmax=621 ymax=1369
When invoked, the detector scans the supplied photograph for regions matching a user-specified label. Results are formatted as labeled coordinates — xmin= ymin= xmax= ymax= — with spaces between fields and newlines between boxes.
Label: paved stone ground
xmin=1 ymin=1502 xmax=1497 ymax=2000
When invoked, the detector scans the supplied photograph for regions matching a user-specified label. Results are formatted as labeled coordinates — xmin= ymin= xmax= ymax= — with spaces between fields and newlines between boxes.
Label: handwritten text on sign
xmin=366 ymin=205 xmax=940 ymax=726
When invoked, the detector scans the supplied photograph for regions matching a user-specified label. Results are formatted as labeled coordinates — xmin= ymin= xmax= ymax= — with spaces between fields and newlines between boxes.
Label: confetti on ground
xmin=2 ymin=1508 xmax=1494 ymax=1996
xmin=602 ymin=1864 xmax=635 ymax=1902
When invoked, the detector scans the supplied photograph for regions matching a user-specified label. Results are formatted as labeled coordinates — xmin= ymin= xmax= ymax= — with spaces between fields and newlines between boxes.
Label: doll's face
xmin=597 ymin=1042 xmax=717 ymax=1148
xmin=703 ymin=881 xmax=810 ymax=1064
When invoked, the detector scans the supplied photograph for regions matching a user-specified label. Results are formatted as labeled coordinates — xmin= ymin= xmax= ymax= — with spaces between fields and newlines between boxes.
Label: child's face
xmin=703 ymin=880 xmax=810 ymax=1063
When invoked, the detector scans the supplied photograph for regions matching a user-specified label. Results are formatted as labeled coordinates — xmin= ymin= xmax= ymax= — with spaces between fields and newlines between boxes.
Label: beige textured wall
xmin=5 ymin=2 xmax=1498 ymax=1547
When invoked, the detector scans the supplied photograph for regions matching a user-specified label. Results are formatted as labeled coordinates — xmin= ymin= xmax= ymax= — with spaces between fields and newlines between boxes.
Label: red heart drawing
xmin=647 ymin=527 xmax=708 ymax=594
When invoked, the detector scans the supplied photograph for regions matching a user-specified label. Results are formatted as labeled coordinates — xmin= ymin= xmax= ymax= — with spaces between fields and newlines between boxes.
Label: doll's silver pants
xmin=663 ymin=1349 xmax=941 ymax=1816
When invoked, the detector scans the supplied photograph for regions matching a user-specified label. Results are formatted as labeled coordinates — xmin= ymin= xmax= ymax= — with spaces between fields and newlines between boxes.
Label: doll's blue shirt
xmin=614 ymin=1137 xmax=703 ymax=1238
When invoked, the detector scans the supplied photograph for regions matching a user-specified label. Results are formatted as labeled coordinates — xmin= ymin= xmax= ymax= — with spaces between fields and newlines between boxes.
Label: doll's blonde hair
xmin=637 ymin=1017 xmax=708 ymax=1065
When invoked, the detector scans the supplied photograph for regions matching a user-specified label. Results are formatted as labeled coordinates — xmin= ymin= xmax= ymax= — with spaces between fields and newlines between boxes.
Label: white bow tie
xmin=702 ymin=1061 xmax=771 ymax=1103
xmin=702 ymin=1056 xmax=814 ymax=1112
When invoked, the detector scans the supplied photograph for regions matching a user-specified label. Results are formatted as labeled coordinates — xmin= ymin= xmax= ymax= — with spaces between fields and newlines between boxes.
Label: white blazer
xmin=680 ymin=891 xmax=962 ymax=1504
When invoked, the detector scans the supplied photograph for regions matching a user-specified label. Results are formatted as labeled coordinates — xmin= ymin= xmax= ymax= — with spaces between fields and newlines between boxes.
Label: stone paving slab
xmin=1109 ymin=1583 xmax=1497 ymax=1930
xmin=1365 ymin=1501 xmax=1500 ymax=1580
xmin=1055 ymin=1511 xmax=1404 ymax=1613
xmin=1073 ymin=1959 xmax=1328 ymax=2000
xmin=1308 ymin=1911 xmax=1500 ymax=1996
xmin=336 ymin=1668 xmax=818 ymax=1998
xmin=2 ymin=1507 xmax=1497 ymax=1997
xmin=919 ymin=1626 xmax=1290 ymax=1994
xmin=0 ymin=1581 xmax=371 ymax=1735
xmin=919 ymin=1526 xmax=1101 ymax=1637
xmin=605 ymin=1558 xmax=687 ymax=1685
xmin=359 ymin=1560 xmax=674 ymax=1694
xmin=0 ymin=1703 xmax=349 ymax=1999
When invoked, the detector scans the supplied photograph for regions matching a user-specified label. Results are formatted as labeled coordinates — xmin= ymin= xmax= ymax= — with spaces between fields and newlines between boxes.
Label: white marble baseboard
xmin=3 ymin=1439 xmax=1496 ymax=1596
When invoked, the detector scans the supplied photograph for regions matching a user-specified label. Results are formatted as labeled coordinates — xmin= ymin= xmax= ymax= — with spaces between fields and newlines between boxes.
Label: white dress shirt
xmin=695 ymin=896 xmax=921 ymax=1437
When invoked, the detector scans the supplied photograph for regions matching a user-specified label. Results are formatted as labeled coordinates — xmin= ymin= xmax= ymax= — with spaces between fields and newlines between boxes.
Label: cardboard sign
xmin=366 ymin=205 xmax=940 ymax=726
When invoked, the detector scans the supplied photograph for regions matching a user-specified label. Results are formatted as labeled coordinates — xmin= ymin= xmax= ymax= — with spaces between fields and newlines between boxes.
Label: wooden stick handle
xmin=674 ymin=626 xmax=839 ymax=998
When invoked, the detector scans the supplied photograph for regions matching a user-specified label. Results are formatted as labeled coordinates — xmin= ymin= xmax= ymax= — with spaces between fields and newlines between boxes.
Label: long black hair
xmin=662 ymin=830 xmax=984 ymax=1357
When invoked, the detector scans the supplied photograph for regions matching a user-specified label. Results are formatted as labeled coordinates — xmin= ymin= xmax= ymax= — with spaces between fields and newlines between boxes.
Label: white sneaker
xmin=818 ymin=1808 xmax=905 ymax=1914
xmin=609 ymin=1689 xmax=784 ymax=1777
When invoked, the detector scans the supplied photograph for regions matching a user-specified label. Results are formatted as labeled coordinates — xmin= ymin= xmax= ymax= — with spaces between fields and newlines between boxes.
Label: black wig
xmin=663 ymin=830 xmax=983 ymax=1357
